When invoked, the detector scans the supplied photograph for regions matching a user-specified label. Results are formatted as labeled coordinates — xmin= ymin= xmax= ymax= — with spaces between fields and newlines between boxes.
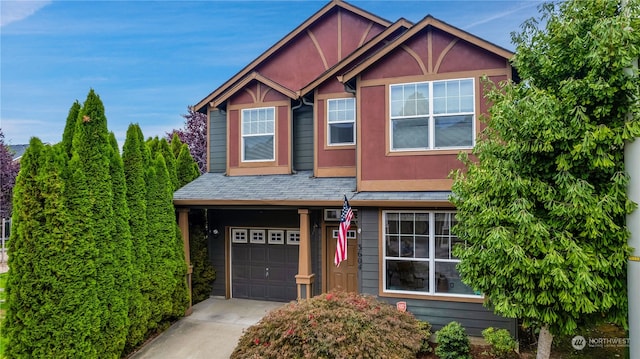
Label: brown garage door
xmin=232 ymin=230 xmax=298 ymax=302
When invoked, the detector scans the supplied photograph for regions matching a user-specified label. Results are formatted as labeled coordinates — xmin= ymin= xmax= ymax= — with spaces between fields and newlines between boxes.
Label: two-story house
xmin=175 ymin=0 xmax=516 ymax=335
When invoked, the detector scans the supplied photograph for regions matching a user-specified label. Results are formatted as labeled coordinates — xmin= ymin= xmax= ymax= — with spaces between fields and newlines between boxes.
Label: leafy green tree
xmin=122 ymin=123 xmax=152 ymax=349
xmin=451 ymin=1 xmax=640 ymax=358
xmin=167 ymin=107 xmax=208 ymax=174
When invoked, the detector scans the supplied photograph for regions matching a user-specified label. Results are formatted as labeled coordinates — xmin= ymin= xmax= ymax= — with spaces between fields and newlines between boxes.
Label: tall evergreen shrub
xmin=122 ymin=124 xmax=152 ymax=348
xmin=68 ymin=90 xmax=128 ymax=358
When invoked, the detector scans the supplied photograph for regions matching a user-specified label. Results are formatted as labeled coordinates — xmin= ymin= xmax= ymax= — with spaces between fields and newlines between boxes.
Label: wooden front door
xmin=326 ymin=226 xmax=358 ymax=293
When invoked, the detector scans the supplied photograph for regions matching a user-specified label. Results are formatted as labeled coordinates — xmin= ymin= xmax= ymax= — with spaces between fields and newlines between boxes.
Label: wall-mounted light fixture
xmin=211 ymin=228 xmax=220 ymax=239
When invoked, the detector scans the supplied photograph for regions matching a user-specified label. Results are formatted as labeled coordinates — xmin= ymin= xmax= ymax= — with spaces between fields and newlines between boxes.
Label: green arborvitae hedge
xmin=176 ymin=143 xmax=200 ymax=189
xmin=5 ymin=139 xmax=101 ymax=358
xmin=68 ymin=90 xmax=128 ymax=358
xmin=146 ymin=153 xmax=188 ymax=329
xmin=61 ymin=100 xmax=80 ymax=158
xmin=107 ymin=132 xmax=134 ymax=354
xmin=4 ymin=90 xmax=193 ymax=357
xmin=122 ymin=123 xmax=152 ymax=349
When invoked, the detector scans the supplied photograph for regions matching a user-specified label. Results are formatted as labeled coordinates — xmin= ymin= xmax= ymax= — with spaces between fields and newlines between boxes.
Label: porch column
xmin=295 ymin=209 xmax=315 ymax=300
xmin=177 ymin=208 xmax=193 ymax=315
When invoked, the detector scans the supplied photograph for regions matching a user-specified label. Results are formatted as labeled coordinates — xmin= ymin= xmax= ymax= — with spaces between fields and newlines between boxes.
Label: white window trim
xmin=241 ymin=107 xmax=275 ymax=162
xmin=389 ymin=78 xmax=475 ymax=152
xmin=327 ymin=98 xmax=356 ymax=146
xmin=382 ymin=210 xmax=481 ymax=299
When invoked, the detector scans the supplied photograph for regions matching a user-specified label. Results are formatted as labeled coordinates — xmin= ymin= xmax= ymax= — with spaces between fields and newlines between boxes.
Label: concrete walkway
xmin=129 ymin=297 xmax=285 ymax=359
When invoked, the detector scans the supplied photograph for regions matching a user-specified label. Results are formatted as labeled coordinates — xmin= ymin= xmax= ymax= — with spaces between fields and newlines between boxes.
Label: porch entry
xmin=326 ymin=226 xmax=358 ymax=293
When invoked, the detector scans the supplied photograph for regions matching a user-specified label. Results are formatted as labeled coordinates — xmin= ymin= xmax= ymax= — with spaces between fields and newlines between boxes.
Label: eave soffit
xmin=337 ymin=15 xmax=515 ymax=84
xmin=194 ymin=0 xmax=392 ymax=112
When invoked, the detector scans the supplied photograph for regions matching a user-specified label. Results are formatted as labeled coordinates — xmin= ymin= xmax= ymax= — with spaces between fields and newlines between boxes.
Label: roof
xmin=8 ymin=144 xmax=29 ymax=161
xmin=174 ymin=171 xmax=451 ymax=207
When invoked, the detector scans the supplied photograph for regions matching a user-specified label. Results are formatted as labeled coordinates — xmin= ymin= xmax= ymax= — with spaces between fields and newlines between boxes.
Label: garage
xmin=231 ymin=228 xmax=300 ymax=302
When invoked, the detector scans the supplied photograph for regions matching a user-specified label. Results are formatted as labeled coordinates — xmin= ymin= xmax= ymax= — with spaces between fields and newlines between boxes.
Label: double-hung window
xmin=390 ymin=78 xmax=474 ymax=151
xmin=383 ymin=210 xmax=479 ymax=297
xmin=242 ymin=107 xmax=275 ymax=161
xmin=327 ymin=98 xmax=355 ymax=145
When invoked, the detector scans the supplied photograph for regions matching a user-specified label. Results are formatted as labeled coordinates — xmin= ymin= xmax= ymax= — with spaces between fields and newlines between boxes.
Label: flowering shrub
xmin=231 ymin=292 xmax=424 ymax=358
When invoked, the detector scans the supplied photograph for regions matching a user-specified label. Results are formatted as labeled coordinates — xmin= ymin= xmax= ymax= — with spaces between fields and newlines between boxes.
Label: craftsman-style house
xmin=175 ymin=0 xmax=516 ymax=335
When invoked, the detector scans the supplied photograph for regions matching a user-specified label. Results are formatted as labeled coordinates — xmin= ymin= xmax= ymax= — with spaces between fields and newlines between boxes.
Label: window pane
xmin=460 ymin=79 xmax=473 ymax=96
xmin=386 ymin=213 xmax=399 ymax=234
xmin=433 ymin=81 xmax=445 ymax=98
xmin=244 ymin=135 xmax=274 ymax=161
xmin=435 ymin=261 xmax=476 ymax=295
xmin=391 ymin=86 xmax=405 ymax=117
xmin=435 ymin=237 xmax=450 ymax=259
xmin=386 ymin=260 xmax=429 ymax=292
xmin=386 ymin=235 xmax=400 ymax=257
xmin=447 ymin=96 xmax=460 ymax=113
xmin=400 ymin=213 xmax=414 ymax=234
xmin=435 ymin=213 xmax=452 ymax=235
xmin=460 ymin=95 xmax=474 ymax=113
xmin=415 ymin=235 xmax=429 ymax=258
xmin=434 ymin=115 xmax=473 ymax=148
xmin=243 ymin=108 xmax=274 ymax=135
xmin=329 ymin=123 xmax=354 ymax=144
xmin=392 ymin=118 xmax=429 ymax=149
xmin=400 ymin=236 xmax=414 ymax=257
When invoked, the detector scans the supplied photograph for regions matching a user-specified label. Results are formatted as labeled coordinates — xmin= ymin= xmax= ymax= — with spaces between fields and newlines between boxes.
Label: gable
xmin=339 ymin=16 xmax=513 ymax=84
xmin=361 ymin=26 xmax=509 ymax=80
xmin=195 ymin=0 xmax=390 ymax=111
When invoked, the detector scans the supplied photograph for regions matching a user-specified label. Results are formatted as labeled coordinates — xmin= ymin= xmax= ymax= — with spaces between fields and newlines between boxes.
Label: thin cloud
xmin=0 ymin=1 xmax=52 ymax=27
xmin=463 ymin=1 xmax=540 ymax=30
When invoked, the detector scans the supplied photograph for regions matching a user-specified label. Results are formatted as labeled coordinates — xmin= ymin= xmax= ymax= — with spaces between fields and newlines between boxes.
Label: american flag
xmin=334 ymin=195 xmax=354 ymax=267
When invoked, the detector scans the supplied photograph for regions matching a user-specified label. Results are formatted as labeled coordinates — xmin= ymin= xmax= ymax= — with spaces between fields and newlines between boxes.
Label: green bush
xmin=435 ymin=321 xmax=470 ymax=359
xmin=482 ymin=327 xmax=517 ymax=358
xmin=231 ymin=292 xmax=423 ymax=358
xmin=418 ymin=320 xmax=433 ymax=354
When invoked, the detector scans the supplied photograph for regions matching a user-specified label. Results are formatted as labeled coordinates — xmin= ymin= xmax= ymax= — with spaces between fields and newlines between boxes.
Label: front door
xmin=326 ymin=226 xmax=358 ymax=293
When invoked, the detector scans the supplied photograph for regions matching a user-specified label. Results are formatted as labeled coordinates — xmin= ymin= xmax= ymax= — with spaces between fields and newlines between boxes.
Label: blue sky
xmin=1 ymin=0 xmax=544 ymax=147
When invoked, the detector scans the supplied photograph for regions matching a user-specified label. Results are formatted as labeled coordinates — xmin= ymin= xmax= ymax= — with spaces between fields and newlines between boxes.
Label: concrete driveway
xmin=128 ymin=298 xmax=285 ymax=359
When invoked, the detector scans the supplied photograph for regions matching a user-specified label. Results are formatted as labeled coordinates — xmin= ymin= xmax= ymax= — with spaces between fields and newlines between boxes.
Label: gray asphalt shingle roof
xmin=174 ymin=171 xmax=451 ymax=205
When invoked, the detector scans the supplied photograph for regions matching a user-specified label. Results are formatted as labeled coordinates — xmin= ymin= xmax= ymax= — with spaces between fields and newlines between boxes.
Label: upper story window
xmin=327 ymin=98 xmax=355 ymax=146
xmin=383 ymin=210 xmax=479 ymax=298
xmin=242 ymin=107 xmax=275 ymax=161
xmin=390 ymin=78 xmax=474 ymax=151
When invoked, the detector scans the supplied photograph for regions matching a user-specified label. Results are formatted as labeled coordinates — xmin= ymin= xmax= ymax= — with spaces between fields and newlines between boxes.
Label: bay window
xmin=383 ymin=210 xmax=479 ymax=297
xmin=390 ymin=78 xmax=474 ymax=151
xmin=242 ymin=107 xmax=275 ymax=161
